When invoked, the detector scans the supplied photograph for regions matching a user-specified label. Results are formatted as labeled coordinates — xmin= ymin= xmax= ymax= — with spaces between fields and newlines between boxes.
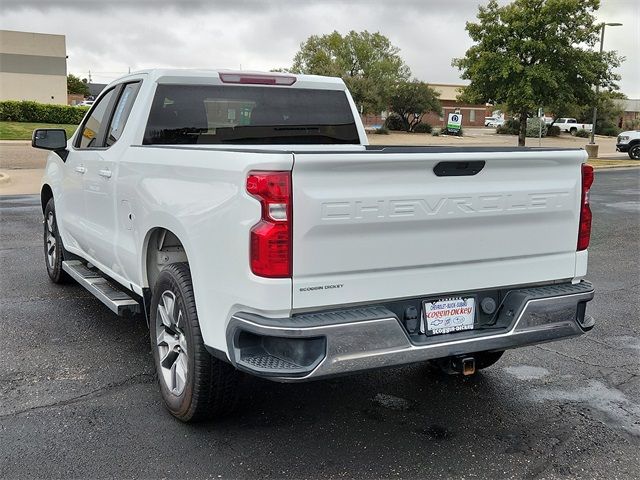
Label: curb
xmin=591 ymin=165 xmax=640 ymax=171
xmin=0 ymin=172 xmax=11 ymax=185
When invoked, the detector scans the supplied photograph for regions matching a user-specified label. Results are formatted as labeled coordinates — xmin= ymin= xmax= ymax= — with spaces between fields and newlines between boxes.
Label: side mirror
xmin=32 ymin=129 xmax=68 ymax=161
xmin=32 ymin=128 xmax=68 ymax=150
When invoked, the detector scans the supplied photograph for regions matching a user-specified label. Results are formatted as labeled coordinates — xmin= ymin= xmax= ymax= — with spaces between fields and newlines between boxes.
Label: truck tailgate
xmin=292 ymin=148 xmax=586 ymax=309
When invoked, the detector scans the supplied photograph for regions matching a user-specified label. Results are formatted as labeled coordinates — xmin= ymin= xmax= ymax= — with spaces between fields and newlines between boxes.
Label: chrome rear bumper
xmin=226 ymin=281 xmax=594 ymax=381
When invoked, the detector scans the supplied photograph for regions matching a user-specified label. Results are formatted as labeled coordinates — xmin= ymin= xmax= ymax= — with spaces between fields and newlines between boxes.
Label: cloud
xmin=0 ymin=0 xmax=637 ymax=96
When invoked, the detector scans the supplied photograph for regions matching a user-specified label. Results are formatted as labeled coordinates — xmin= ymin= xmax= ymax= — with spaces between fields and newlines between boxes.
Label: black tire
xmin=431 ymin=350 xmax=505 ymax=375
xmin=150 ymin=262 xmax=239 ymax=422
xmin=43 ymin=198 xmax=71 ymax=284
xmin=628 ymin=144 xmax=640 ymax=160
xmin=570 ymin=128 xmax=577 ymax=136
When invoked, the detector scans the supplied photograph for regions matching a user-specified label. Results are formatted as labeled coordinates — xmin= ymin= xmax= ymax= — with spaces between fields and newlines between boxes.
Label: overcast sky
xmin=1 ymin=0 xmax=638 ymax=97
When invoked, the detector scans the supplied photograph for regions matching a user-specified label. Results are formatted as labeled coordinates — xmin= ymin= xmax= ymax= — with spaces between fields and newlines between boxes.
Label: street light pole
xmin=590 ymin=22 xmax=622 ymax=145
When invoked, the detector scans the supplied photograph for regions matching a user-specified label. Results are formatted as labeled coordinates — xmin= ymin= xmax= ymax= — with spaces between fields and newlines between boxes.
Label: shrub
xmin=442 ymin=127 xmax=463 ymax=136
xmin=599 ymin=125 xmax=620 ymax=137
xmin=623 ymin=119 xmax=640 ymax=130
xmin=596 ymin=119 xmax=620 ymax=136
xmin=412 ymin=122 xmax=432 ymax=133
xmin=496 ymin=118 xmax=520 ymax=135
xmin=0 ymin=100 xmax=89 ymax=124
xmin=525 ymin=117 xmax=548 ymax=138
xmin=546 ymin=125 xmax=561 ymax=137
xmin=575 ymin=129 xmax=590 ymax=138
xmin=432 ymin=128 xmax=441 ymax=136
xmin=384 ymin=113 xmax=405 ymax=131
xmin=374 ymin=126 xmax=389 ymax=135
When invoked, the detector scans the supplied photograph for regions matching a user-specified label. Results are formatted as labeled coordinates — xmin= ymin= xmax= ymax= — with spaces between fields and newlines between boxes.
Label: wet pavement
xmin=1 ymin=168 xmax=638 ymax=479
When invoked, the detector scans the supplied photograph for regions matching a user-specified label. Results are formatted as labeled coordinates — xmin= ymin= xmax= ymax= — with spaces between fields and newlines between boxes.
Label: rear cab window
xmin=106 ymin=82 xmax=141 ymax=147
xmin=143 ymin=84 xmax=359 ymax=145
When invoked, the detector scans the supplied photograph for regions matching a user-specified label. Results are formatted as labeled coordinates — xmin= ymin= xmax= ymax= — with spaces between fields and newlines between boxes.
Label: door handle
xmin=98 ymin=168 xmax=112 ymax=179
xmin=75 ymin=165 xmax=86 ymax=174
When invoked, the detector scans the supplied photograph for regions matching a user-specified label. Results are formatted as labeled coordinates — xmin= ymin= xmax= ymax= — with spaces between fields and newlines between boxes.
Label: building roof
xmin=615 ymin=98 xmax=640 ymax=112
xmin=427 ymin=83 xmax=468 ymax=101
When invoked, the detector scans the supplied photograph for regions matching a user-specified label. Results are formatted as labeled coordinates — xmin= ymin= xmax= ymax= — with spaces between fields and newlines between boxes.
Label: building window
xmin=470 ymin=109 xmax=476 ymax=122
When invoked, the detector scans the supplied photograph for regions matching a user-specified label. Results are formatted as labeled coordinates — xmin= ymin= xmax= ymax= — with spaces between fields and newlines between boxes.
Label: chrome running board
xmin=62 ymin=260 xmax=140 ymax=316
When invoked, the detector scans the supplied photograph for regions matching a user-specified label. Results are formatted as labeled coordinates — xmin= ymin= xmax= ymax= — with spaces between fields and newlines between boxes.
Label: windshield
xmin=143 ymin=84 xmax=359 ymax=145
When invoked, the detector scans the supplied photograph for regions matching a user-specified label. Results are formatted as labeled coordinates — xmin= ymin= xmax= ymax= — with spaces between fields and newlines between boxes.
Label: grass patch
xmin=588 ymin=159 xmax=640 ymax=169
xmin=0 ymin=121 xmax=77 ymax=140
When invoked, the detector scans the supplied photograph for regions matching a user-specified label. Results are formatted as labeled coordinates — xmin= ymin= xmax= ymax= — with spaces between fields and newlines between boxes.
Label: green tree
xmin=579 ymin=90 xmax=625 ymax=135
xmin=290 ymin=30 xmax=411 ymax=114
xmin=67 ymin=74 xmax=89 ymax=96
xmin=453 ymin=0 xmax=622 ymax=146
xmin=389 ymin=80 xmax=442 ymax=132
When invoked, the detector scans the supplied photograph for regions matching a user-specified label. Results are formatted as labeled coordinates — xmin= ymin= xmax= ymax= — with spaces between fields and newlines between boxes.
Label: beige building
xmin=425 ymin=83 xmax=489 ymax=127
xmin=0 ymin=30 xmax=67 ymax=104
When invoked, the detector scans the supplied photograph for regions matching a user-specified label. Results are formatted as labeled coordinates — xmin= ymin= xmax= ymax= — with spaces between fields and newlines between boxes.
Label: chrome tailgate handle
xmin=74 ymin=165 xmax=86 ymax=174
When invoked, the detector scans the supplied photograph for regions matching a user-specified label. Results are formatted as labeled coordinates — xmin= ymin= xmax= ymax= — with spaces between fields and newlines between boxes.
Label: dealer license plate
xmin=422 ymin=297 xmax=476 ymax=335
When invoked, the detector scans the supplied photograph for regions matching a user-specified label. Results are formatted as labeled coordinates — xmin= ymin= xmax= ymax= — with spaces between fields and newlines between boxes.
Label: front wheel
xmin=629 ymin=144 xmax=640 ymax=160
xmin=150 ymin=263 xmax=239 ymax=422
xmin=43 ymin=198 xmax=71 ymax=283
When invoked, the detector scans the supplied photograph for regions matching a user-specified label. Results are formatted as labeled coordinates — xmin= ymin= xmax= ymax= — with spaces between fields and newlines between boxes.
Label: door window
xmin=76 ymin=88 xmax=117 ymax=149
xmin=106 ymin=82 xmax=141 ymax=147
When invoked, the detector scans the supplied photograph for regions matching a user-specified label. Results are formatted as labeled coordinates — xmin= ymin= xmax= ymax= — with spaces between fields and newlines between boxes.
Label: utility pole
xmin=589 ymin=22 xmax=622 ymax=145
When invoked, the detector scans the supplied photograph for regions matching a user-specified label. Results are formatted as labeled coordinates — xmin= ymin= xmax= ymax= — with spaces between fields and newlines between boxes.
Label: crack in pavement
xmin=0 ymin=372 xmax=155 ymax=420
xmin=535 ymin=345 xmax=640 ymax=376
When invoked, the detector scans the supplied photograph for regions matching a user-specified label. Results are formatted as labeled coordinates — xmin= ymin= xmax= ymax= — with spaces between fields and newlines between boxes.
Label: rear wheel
xmin=570 ymin=127 xmax=577 ymax=136
xmin=629 ymin=144 xmax=640 ymax=160
xmin=43 ymin=198 xmax=70 ymax=284
xmin=150 ymin=262 xmax=239 ymax=422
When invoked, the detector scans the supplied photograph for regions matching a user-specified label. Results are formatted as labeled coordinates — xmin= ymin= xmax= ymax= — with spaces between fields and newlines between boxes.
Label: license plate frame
xmin=421 ymin=296 xmax=476 ymax=336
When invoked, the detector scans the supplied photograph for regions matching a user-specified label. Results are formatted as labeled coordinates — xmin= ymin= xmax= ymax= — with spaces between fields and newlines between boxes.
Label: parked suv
xmin=616 ymin=130 xmax=640 ymax=159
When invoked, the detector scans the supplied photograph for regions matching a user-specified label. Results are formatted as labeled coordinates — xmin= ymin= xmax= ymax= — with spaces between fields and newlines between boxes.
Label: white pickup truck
xmin=33 ymin=69 xmax=595 ymax=422
xmin=552 ymin=118 xmax=593 ymax=135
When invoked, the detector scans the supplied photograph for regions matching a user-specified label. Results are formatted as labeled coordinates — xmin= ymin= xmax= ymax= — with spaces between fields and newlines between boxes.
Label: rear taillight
xmin=246 ymin=171 xmax=292 ymax=278
xmin=577 ymin=164 xmax=594 ymax=251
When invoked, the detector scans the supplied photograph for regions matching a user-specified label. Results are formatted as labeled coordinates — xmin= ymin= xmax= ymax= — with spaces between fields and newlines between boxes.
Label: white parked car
xmin=484 ymin=116 xmax=504 ymax=127
xmin=553 ymin=118 xmax=593 ymax=135
xmin=616 ymin=130 xmax=640 ymax=159
xmin=32 ymin=69 xmax=595 ymax=422
xmin=75 ymin=100 xmax=94 ymax=107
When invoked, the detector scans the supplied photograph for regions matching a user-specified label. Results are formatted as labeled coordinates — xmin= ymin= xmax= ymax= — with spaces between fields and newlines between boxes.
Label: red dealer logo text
xmin=425 ymin=307 xmax=473 ymax=318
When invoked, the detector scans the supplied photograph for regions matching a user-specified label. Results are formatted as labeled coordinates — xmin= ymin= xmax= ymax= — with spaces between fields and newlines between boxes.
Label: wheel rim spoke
xmin=156 ymin=289 xmax=188 ymax=396
xmin=173 ymin=354 xmax=187 ymax=392
xmin=156 ymin=328 xmax=173 ymax=348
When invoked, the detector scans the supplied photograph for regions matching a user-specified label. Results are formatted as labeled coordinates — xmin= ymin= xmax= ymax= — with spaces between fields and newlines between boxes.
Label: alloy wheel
xmin=156 ymin=290 xmax=189 ymax=396
xmin=45 ymin=211 xmax=57 ymax=269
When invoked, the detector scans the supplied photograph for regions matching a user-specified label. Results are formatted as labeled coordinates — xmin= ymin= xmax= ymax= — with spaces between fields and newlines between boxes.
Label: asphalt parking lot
xmin=1 ymin=168 xmax=639 ymax=479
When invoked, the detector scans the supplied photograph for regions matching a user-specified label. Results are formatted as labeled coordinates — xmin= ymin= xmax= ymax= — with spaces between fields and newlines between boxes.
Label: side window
xmin=106 ymin=82 xmax=141 ymax=147
xmin=76 ymin=88 xmax=117 ymax=149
